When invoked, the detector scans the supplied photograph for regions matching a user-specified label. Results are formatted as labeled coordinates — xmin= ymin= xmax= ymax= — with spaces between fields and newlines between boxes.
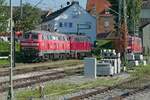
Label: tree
xmin=127 ymin=0 xmax=142 ymax=34
xmin=0 ymin=0 xmax=9 ymax=32
xmin=14 ymin=3 xmax=42 ymax=32
xmin=108 ymin=0 xmax=142 ymax=35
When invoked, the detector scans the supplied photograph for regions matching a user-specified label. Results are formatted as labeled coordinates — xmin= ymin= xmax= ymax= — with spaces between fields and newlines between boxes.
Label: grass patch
xmin=15 ymin=77 xmax=122 ymax=99
xmin=0 ymin=59 xmax=9 ymax=67
xmin=131 ymin=65 xmax=150 ymax=79
xmin=0 ymin=41 xmax=10 ymax=52
xmin=0 ymin=41 xmax=20 ymax=56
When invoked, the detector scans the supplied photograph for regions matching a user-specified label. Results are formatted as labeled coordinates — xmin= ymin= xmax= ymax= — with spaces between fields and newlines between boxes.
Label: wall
xmin=41 ymin=20 xmax=55 ymax=32
xmin=143 ymin=24 xmax=150 ymax=55
xmin=97 ymin=15 xmax=114 ymax=35
xmin=140 ymin=9 xmax=150 ymax=18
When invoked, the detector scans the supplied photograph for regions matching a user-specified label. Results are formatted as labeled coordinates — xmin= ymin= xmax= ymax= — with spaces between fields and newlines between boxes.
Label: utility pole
xmin=122 ymin=0 xmax=128 ymax=65
xmin=8 ymin=0 xmax=14 ymax=99
xmin=118 ymin=0 xmax=122 ymax=35
xmin=123 ymin=0 xmax=128 ymax=48
xmin=20 ymin=0 xmax=23 ymax=19
xmin=117 ymin=0 xmax=128 ymax=65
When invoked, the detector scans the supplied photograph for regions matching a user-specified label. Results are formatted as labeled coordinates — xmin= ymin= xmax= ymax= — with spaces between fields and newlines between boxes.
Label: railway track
xmin=0 ymin=67 xmax=82 ymax=93
xmin=68 ymin=78 xmax=138 ymax=100
xmin=68 ymin=77 xmax=150 ymax=100
xmin=111 ymin=84 xmax=150 ymax=100
xmin=0 ymin=61 xmax=83 ymax=77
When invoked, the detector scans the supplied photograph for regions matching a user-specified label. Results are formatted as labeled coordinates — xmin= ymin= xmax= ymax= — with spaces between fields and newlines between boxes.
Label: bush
xmin=0 ymin=41 xmax=20 ymax=56
xmin=92 ymin=40 xmax=113 ymax=56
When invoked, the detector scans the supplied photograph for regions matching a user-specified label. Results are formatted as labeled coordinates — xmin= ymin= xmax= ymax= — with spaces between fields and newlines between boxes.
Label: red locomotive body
xmin=127 ymin=36 xmax=142 ymax=53
xmin=69 ymin=34 xmax=92 ymax=58
xmin=20 ymin=30 xmax=92 ymax=61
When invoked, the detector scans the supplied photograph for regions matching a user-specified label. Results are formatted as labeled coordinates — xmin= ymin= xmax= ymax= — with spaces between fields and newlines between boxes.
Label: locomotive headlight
xmin=33 ymin=43 xmax=39 ymax=46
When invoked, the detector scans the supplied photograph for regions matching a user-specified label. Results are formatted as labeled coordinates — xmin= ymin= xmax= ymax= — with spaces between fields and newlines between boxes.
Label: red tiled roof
xmin=86 ymin=0 xmax=111 ymax=13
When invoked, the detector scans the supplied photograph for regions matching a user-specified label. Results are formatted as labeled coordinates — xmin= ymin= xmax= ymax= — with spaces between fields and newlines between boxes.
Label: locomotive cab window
xmin=47 ymin=35 xmax=52 ymax=40
xmin=42 ymin=34 xmax=47 ymax=40
xmin=32 ymin=34 xmax=38 ymax=40
xmin=23 ymin=33 xmax=30 ymax=39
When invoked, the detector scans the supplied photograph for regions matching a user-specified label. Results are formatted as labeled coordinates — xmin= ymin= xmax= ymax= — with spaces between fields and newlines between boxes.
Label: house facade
xmin=40 ymin=1 xmax=96 ymax=42
xmin=86 ymin=0 xmax=115 ymax=39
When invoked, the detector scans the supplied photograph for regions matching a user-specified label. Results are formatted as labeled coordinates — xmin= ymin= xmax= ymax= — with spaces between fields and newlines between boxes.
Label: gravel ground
xmin=43 ymin=73 xmax=130 ymax=100
xmin=124 ymin=88 xmax=150 ymax=100
xmin=87 ymin=89 xmax=132 ymax=100
xmin=0 ymin=64 xmax=83 ymax=82
xmin=0 ymin=70 xmax=130 ymax=100
xmin=0 ymin=68 xmax=63 ymax=82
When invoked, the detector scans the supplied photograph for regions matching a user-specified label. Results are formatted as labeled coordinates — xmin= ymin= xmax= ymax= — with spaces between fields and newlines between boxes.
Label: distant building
xmin=139 ymin=0 xmax=150 ymax=55
xmin=86 ymin=0 xmax=115 ymax=39
xmin=140 ymin=0 xmax=150 ymax=27
xmin=140 ymin=23 xmax=150 ymax=55
xmin=39 ymin=1 xmax=96 ymax=42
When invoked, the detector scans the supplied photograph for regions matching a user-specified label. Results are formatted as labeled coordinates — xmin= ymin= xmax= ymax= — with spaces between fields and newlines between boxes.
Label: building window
xmin=104 ymin=21 xmax=110 ymax=27
xmin=69 ymin=22 xmax=73 ymax=28
xmin=64 ymin=22 xmax=67 ymax=27
xmin=59 ymin=22 xmax=63 ymax=27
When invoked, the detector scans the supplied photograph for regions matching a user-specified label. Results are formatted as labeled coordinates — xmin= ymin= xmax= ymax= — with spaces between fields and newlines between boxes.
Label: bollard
xmin=39 ymin=84 xmax=44 ymax=100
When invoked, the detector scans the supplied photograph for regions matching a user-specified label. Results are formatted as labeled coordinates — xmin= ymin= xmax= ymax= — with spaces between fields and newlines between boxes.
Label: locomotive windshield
xmin=23 ymin=32 xmax=38 ymax=40
xmin=32 ymin=34 xmax=38 ymax=40
xmin=24 ymin=33 xmax=30 ymax=39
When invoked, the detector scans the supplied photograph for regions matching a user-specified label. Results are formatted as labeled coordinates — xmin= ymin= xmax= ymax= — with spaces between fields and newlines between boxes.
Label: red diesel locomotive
xmin=20 ymin=30 xmax=92 ymax=61
xmin=127 ymin=36 xmax=142 ymax=53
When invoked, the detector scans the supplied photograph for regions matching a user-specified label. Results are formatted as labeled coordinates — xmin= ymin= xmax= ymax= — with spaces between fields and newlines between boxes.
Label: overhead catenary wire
xmin=34 ymin=0 xmax=44 ymax=7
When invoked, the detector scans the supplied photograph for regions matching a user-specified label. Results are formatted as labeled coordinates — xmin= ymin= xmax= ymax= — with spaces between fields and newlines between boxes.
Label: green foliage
xmin=0 ymin=59 xmax=9 ymax=67
xmin=0 ymin=0 xmax=9 ymax=32
xmin=92 ymin=40 xmax=113 ymax=56
xmin=132 ymin=65 xmax=150 ymax=78
xmin=108 ymin=0 xmax=142 ymax=34
xmin=14 ymin=3 xmax=42 ymax=31
xmin=127 ymin=0 xmax=142 ymax=33
xmin=0 ymin=41 xmax=20 ymax=52
xmin=0 ymin=41 xmax=20 ymax=57
xmin=108 ymin=0 xmax=118 ymax=14
xmin=0 ymin=41 xmax=10 ymax=52
xmin=16 ymin=77 xmax=122 ymax=99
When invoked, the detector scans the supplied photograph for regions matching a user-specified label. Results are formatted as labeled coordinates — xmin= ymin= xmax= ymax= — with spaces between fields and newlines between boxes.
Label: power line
xmin=34 ymin=0 xmax=44 ymax=7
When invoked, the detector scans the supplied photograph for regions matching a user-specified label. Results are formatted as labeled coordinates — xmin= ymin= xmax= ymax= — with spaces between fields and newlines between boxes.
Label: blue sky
xmin=6 ymin=0 xmax=87 ymax=11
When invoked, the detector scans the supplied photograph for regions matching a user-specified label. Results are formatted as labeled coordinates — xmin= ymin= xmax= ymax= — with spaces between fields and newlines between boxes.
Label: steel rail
xmin=111 ymin=84 xmax=150 ymax=100
xmin=68 ymin=78 xmax=138 ymax=100
xmin=0 ymin=67 xmax=83 ymax=93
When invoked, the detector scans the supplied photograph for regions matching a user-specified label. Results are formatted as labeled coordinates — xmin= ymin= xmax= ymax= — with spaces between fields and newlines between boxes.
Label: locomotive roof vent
xmin=67 ymin=1 xmax=70 ymax=5
xmin=71 ymin=1 xmax=79 ymax=5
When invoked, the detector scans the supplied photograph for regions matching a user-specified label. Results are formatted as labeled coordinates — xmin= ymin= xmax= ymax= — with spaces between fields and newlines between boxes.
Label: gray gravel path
xmin=124 ymin=88 xmax=150 ymax=100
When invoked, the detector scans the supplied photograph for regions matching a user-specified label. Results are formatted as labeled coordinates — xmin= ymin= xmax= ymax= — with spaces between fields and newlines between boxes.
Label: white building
xmin=39 ymin=1 xmax=96 ymax=42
